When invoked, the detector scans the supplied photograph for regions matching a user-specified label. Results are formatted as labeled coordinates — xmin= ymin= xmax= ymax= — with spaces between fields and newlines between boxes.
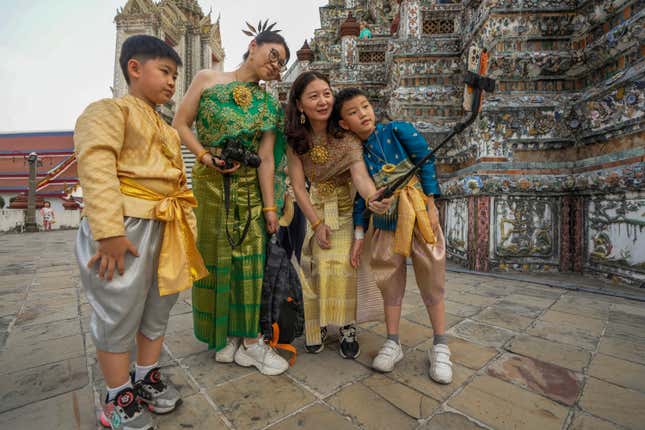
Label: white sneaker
xmin=372 ymin=339 xmax=404 ymax=373
xmin=215 ymin=337 xmax=240 ymax=363
xmin=429 ymin=344 xmax=453 ymax=384
xmin=234 ymin=339 xmax=289 ymax=376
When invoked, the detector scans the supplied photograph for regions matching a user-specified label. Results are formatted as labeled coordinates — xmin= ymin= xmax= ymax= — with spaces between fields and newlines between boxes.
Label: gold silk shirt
xmin=74 ymin=94 xmax=189 ymax=240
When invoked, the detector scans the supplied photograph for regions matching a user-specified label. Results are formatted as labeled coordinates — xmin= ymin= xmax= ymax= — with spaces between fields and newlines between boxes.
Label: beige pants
xmin=370 ymin=225 xmax=446 ymax=306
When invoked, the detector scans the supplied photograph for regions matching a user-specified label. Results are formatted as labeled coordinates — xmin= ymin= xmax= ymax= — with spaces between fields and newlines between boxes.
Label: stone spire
xmin=339 ymin=12 xmax=360 ymax=38
xmin=296 ymin=40 xmax=314 ymax=62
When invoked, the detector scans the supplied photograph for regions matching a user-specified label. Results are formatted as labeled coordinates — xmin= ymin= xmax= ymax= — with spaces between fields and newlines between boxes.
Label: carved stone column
xmin=399 ymin=0 xmax=421 ymax=40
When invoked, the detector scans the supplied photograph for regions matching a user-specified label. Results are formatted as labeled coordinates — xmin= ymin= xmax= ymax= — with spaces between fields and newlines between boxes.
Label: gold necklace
xmin=232 ymin=69 xmax=253 ymax=110
xmin=309 ymin=133 xmax=330 ymax=165
xmin=370 ymin=131 xmax=397 ymax=174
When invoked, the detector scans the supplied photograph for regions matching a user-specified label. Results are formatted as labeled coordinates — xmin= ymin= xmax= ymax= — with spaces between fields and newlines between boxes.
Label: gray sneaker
xmin=100 ymin=387 xmax=153 ymax=430
xmin=134 ymin=367 xmax=182 ymax=414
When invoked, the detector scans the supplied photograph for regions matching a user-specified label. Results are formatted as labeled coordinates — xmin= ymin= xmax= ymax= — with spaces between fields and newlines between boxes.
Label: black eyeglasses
xmin=268 ymin=48 xmax=287 ymax=72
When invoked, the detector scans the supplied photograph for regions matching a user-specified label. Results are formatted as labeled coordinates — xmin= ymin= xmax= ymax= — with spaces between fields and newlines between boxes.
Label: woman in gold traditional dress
xmin=285 ymin=71 xmax=391 ymax=358
xmin=173 ymin=25 xmax=291 ymax=376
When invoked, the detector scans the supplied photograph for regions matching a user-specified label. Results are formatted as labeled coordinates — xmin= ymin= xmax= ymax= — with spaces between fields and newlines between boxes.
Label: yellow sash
xmin=120 ymin=177 xmax=209 ymax=296
xmin=393 ymin=176 xmax=437 ymax=256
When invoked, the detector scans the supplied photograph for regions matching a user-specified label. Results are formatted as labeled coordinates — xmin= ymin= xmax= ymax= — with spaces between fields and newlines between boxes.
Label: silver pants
xmin=76 ymin=217 xmax=178 ymax=353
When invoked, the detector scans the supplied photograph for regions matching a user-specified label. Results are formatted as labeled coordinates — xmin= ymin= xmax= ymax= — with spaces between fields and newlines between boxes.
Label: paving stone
xmin=550 ymin=294 xmax=611 ymax=320
xmin=490 ymin=301 xmax=544 ymax=319
xmin=387 ymin=349 xmax=473 ymax=401
xmin=608 ymin=309 xmax=645 ymax=329
xmin=369 ymin=318 xmax=435 ymax=347
xmin=209 ymin=372 xmax=315 ymax=430
xmin=444 ymin=300 xmax=482 ymax=317
xmin=287 ymin=344 xmax=372 ymax=396
xmin=506 ymin=335 xmax=590 ymax=371
xmin=472 ymin=307 xmax=533 ymax=331
xmin=416 ymin=336 xmax=497 ymax=370
xmin=511 ymin=285 xmax=563 ymax=300
xmin=0 ymin=385 xmax=95 ymax=430
xmin=269 ymin=403 xmax=358 ymax=430
xmin=419 ymin=412 xmax=488 ymax=429
xmin=362 ymin=373 xmax=440 ymax=419
xmin=588 ymin=353 xmax=645 ymax=392
xmin=403 ymin=309 xmax=463 ymax=331
xmin=0 ymin=356 xmax=89 ymax=413
xmin=449 ymin=320 xmax=515 ymax=347
xmin=169 ymin=301 xmax=192 ymax=316
xmin=163 ymin=328 xmax=208 ymax=358
xmin=155 ymin=394 xmax=227 ymax=429
xmin=165 ymin=312 xmax=194 ymax=335
xmin=486 ymin=353 xmax=582 ymax=405
xmin=181 ymin=351 xmax=256 ymax=391
xmin=446 ymin=292 xmax=498 ymax=307
xmin=502 ymin=293 xmax=557 ymax=309
xmin=448 ymin=375 xmax=568 ymax=430
xmin=6 ymin=317 xmax=81 ymax=347
xmin=569 ymin=412 xmax=621 ymax=430
xmin=527 ymin=320 xmax=600 ymax=351
xmin=0 ymin=333 xmax=84 ymax=374
xmin=580 ymin=377 xmax=645 ymax=429
xmin=353 ymin=328 xmax=387 ymax=368
xmin=326 ymin=381 xmax=418 ymax=430
xmin=466 ymin=284 xmax=513 ymax=298
xmin=14 ymin=303 xmax=79 ymax=327
xmin=598 ymin=335 xmax=645 ymax=364
xmin=604 ymin=321 xmax=645 ymax=343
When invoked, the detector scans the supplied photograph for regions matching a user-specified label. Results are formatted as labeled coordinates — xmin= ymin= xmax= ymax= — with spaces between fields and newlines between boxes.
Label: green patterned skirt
xmin=191 ymin=161 xmax=266 ymax=351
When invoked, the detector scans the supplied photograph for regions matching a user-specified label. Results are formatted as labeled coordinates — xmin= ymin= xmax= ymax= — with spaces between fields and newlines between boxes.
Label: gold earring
xmin=300 ymin=111 xmax=306 ymax=125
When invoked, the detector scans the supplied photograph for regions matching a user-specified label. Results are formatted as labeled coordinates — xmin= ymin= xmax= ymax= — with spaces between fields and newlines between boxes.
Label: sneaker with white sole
xmin=372 ymin=339 xmax=404 ymax=373
xmin=215 ymin=337 xmax=240 ymax=363
xmin=428 ymin=344 xmax=453 ymax=384
xmin=339 ymin=325 xmax=360 ymax=359
xmin=133 ymin=367 xmax=182 ymax=414
xmin=100 ymin=387 xmax=153 ymax=430
xmin=304 ymin=327 xmax=327 ymax=354
xmin=234 ymin=339 xmax=289 ymax=376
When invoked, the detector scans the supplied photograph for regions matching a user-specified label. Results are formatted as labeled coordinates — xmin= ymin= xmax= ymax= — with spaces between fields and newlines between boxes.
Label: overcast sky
xmin=0 ymin=0 xmax=326 ymax=133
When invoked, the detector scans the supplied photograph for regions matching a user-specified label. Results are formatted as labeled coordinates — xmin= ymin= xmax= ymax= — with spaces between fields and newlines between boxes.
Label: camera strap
xmin=223 ymin=173 xmax=253 ymax=249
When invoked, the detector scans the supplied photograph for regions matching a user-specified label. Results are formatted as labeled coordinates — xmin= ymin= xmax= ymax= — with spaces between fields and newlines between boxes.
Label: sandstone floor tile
xmin=539 ymin=310 xmax=605 ymax=335
xmin=604 ymin=321 xmax=645 ymax=342
xmin=163 ymin=328 xmax=208 ymax=358
xmin=353 ymin=328 xmax=387 ymax=368
xmin=506 ymin=335 xmax=590 ymax=371
xmin=181 ymin=350 xmax=255 ymax=389
xmin=155 ymin=393 xmax=227 ymax=429
xmin=388 ymin=349 xmax=473 ymax=401
xmin=608 ymin=309 xmax=645 ymax=329
xmin=449 ymin=375 xmax=568 ymax=430
xmin=416 ymin=336 xmax=497 ymax=370
xmin=287 ymin=346 xmax=372 ymax=396
xmin=444 ymin=300 xmax=482 ymax=317
xmin=209 ymin=373 xmax=315 ymax=430
xmin=569 ymin=412 xmax=621 ymax=430
xmin=550 ymin=295 xmax=611 ymax=320
xmin=446 ymin=292 xmax=498 ymax=307
xmin=0 ymin=385 xmax=95 ymax=430
xmin=6 ymin=317 xmax=81 ymax=347
xmin=527 ymin=320 xmax=600 ymax=350
xmin=404 ymin=309 xmax=463 ymax=330
xmin=486 ymin=353 xmax=582 ymax=405
xmin=588 ymin=353 xmax=645 ymax=392
xmin=419 ymin=412 xmax=488 ymax=429
xmin=467 ymin=284 xmax=513 ymax=298
xmin=449 ymin=320 xmax=515 ymax=347
xmin=13 ymin=303 xmax=78 ymax=327
xmin=326 ymin=382 xmax=417 ymax=430
xmin=502 ymin=293 xmax=557 ymax=309
xmin=512 ymin=285 xmax=563 ymax=300
xmin=165 ymin=312 xmax=194 ymax=334
xmin=0 ymin=356 xmax=89 ymax=413
xmin=0 ymin=333 xmax=84 ymax=374
xmin=370 ymin=318 xmax=435 ymax=347
xmin=473 ymin=307 xmax=533 ymax=331
xmin=362 ymin=373 xmax=440 ymax=419
xmin=169 ymin=301 xmax=192 ymax=316
xmin=580 ymin=377 xmax=645 ymax=429
xmin=269 ymin=403 xmax=358 ymax=430
xmin=598 ymin=335 xmax=645 ymax=364
xmin=490 ymin=301 xmax=544 ymax=318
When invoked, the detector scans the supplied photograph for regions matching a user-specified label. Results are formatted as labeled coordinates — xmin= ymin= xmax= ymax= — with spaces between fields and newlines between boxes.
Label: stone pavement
xmin=1 ymin=230 xmax=644 ymax=430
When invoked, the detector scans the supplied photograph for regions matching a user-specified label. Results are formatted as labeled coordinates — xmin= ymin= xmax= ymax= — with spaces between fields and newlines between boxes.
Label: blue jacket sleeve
xmin=353 ymin=194 xmax=369 ymax=228
xmin=392 ymin=122 xmax=441 ymax=196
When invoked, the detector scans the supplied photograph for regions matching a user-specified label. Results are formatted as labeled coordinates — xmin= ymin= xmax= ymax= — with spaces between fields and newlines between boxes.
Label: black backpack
xmin=260 ymin=235 xmax=304 ymax=365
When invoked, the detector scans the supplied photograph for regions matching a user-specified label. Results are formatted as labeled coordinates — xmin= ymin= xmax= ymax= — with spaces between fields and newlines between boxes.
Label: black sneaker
xmin=99 ymin=387 xmax=153 ymax=430
xmin=339 ymin=325 xmax=360 ymax=359
xmin=304 ymin=327 xmax=327 ymax=354
xmin=133 ymin=367 xmax=182 ymax=414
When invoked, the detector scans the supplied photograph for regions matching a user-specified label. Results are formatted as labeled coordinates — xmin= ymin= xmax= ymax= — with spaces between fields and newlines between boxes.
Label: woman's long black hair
xmin=285 ymin=71 xmax=341 ymax=155
xmin=243 ymin=31 xmax=291 ymax=63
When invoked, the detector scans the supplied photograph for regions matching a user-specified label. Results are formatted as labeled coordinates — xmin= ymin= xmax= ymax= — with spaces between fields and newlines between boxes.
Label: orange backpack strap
xmin=268 ymin=322 xmax=298 ymax=366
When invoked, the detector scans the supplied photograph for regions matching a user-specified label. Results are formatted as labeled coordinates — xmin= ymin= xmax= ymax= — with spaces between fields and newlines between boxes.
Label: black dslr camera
xmin=218 ymin=139 xmax=262 ymax=169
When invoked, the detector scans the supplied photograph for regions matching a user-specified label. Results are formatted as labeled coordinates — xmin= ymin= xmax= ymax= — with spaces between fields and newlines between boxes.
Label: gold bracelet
xmin=196 ymin=149 xmax=209 ymax=163
xmin=311 ymin=219 xmax=322 ymax=230
xmin=262 ymin=206 xmax=277 ymax=213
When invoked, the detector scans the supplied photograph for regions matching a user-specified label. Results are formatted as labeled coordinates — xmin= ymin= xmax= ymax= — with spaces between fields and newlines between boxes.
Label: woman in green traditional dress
xmin=174 ymin=25 xmax=291 ymax=376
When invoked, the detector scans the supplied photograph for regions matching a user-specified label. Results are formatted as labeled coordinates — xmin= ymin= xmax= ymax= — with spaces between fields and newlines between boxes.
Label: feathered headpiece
xmin=242 ymin=20 xmax=281 ymax=37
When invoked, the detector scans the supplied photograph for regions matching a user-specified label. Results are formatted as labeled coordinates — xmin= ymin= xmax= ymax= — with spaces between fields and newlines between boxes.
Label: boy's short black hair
xmin=119 ymin=35 xmax=182 ymax=85
xmin=331 ymin=87 xmax=369 ymax=130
